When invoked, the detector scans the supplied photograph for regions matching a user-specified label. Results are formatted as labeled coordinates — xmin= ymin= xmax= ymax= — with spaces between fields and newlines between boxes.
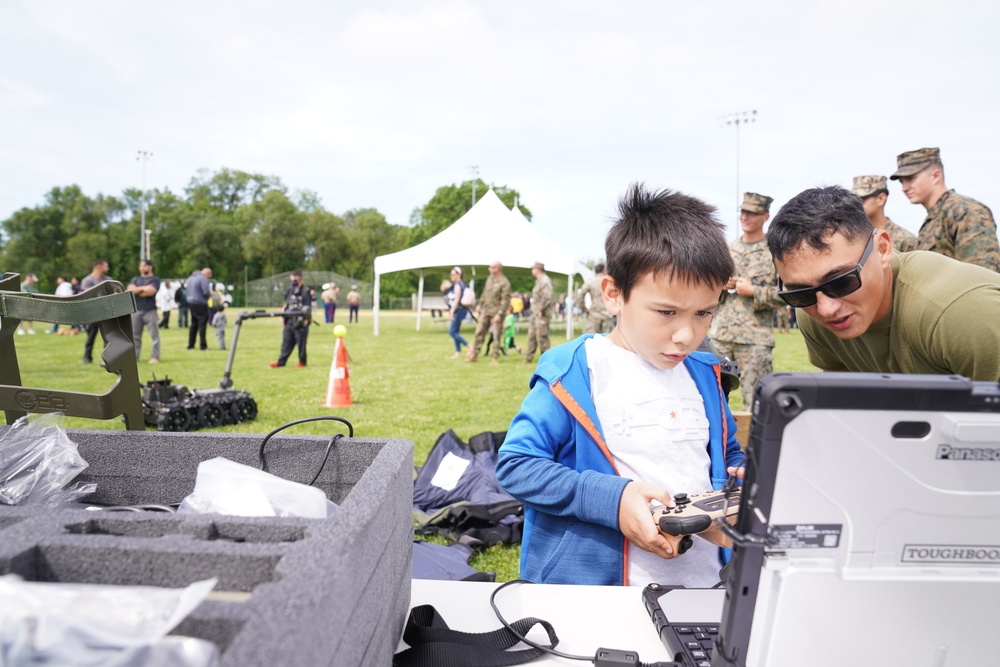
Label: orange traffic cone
xmin=324 ymin=337 xmax=352 ymax=407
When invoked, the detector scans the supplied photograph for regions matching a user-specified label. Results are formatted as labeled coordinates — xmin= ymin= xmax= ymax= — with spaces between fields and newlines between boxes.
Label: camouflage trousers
xmin=524 ymin=316 xmax=551 ymax=361
xmin=584 ymin=313 xmax=613 ymax=335
xmin=470 ymin=313 xmax=503 ymax=359
xmin=712 ymin=340 xmax=773 ymax=410
xmin=775 ymin=306 xmax=790 ymax=332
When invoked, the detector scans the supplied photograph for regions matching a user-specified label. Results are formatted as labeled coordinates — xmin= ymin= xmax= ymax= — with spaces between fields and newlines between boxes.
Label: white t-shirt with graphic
xmin=585 ymin=335 xmax=721 ymax=588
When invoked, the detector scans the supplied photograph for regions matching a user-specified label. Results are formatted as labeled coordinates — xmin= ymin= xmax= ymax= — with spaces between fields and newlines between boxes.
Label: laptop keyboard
xmin=666 ymin=624 xmax=718 ymax=667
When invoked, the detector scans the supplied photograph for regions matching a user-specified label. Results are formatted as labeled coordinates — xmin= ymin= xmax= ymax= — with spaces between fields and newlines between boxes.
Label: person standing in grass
xmin=212 ymin=303 xmax=228 ymax=350
xmin=447 ymin=267 xmax=469 ymax=359
xmin=270 ymin=270 xmax=312 ymax=368
xmin=502 ymin=305 xmax=521 ymax=354
xmin=321 ymin=283 xmax=340 ymax=323
xmin=497 ymin=184 xmax=745 ymax=588
xmin=523 ymin=262 xmax=553 ymax=364
xmin=576 ymin=263 xmax=613 ymax=334
xmin=175 ymin=281 xmax=189 ymax=328
xmin=81 ymin=260 xmax=112 ymax=364
xmin=47 ymin=275 xmax=74 ymax=334
xmin=157 ymin=280 xmax=176 ymax=329
xmin=465 ymin=261 xmax=511 ymax=364
xmin=709 ymin=192 xmax=787 ymax=409
xmin=126 ymin=259 xmax=161 ymax=364
xmin=186 ymin=267 xmax=212 ymax=351
xmin=16 ymin=273 xmax=39 ymax=335
xmin=347 ymin=285 xmax=361 ymax=323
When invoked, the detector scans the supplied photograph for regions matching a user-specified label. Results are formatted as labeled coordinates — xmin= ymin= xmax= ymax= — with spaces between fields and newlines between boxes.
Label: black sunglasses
xmin=777 ymin=231 xmax=877 ymax=308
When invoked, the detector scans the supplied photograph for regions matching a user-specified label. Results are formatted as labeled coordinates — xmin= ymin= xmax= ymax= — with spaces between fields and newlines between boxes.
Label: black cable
xmin=489 ymin=579 xmax=592 ymax=662
xmin=257 ymin=415 xmax=354 ymax=486
xmin=488 ymin=580 xmax=680 ymax=667
xmin=720 ymin=521 xmax=777 ymax=547
xmin=87 ymin=417 xmax=356 ymax=510
xmin=714 ymin=480 xmax=776 ymax=548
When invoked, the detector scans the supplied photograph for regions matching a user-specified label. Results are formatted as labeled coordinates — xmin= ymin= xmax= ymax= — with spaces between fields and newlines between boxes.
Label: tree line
xmin=0 ymin=168 xmax=531 ymax=303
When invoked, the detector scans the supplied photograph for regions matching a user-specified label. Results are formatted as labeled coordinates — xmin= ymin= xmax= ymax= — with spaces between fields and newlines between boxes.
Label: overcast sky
xmin=2 ymin=0 xmax=998 ymax=263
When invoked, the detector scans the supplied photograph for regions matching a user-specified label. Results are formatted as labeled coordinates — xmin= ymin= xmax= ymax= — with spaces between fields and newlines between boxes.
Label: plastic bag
xmin=0 ymin=574 xmax=218 ymax=666
xmin=0 ymin=413 xmax=96 ymax=507
xmin=176 ymin=457 xmax=337 ymax=519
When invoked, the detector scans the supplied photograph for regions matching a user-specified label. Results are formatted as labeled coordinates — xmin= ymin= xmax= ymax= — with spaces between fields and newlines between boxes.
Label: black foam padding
xmin=0 ymin=428 xmax=414 ymax=667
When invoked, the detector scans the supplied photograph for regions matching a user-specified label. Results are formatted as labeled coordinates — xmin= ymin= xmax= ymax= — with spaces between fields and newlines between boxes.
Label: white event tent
xmin=372 ymin=188 xmax=593 ymax=336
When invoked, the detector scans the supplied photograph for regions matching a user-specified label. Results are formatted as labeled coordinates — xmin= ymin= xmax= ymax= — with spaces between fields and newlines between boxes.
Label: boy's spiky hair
xmin=605 ymin=183 xmax=734 ymax=301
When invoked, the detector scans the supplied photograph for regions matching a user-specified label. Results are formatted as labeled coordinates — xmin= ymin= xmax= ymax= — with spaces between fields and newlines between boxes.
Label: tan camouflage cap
xmin=889 ymin=147 xmax=941 ymax=180
xmin=741 ymin=192 xmax=773 ymax=214
xmin=852 ymin=175 xmax=888 ymax=198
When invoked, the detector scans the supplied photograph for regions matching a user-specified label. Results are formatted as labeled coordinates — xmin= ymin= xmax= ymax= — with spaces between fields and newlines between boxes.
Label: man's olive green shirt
xmin=799 ymin=251 xmax=1000 ymax=380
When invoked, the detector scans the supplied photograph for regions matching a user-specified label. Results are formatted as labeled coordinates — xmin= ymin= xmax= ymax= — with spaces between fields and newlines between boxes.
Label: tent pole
xmin=373 ymin=271 xmax=381 ymax=336
xmin=566 ymin=275 xmax=574 ymax=340
xmin=416 ymin=270 xmax=424 ymax=331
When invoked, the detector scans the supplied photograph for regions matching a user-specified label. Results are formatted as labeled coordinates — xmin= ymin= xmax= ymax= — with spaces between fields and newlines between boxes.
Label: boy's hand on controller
xmin=619 ymin=481 xmax=681 ymax=559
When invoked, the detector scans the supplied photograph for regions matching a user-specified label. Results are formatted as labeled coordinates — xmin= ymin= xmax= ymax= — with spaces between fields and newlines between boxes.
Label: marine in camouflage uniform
xmin=465 ymin=261 xmax=512 ymax=363
xmin=890 ymin=147 xmax=1000 ymax=272
xmin=524 ymin=262 xmax=554 ymax=363
xmin=709 ymin=192 xmax=787 ymax=407
xmin=852 ymin=175 xmax=917 ymax=253
xmin=774 ymin=305 xmax=790 ymax=332
xmin=575 ymin=263 xmax=612 ymax=334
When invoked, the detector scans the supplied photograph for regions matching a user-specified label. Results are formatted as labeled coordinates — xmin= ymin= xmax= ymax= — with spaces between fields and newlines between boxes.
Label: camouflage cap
xmin=741 ymin=192 xmax=773 ymax=214
xmin=889 ymin=147 xmax=941 ymax=180
xmin=851 ymin=175 xmax=888 ymax=198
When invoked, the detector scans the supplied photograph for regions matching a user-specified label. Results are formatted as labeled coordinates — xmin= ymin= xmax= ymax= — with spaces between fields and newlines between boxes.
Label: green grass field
xmin=7 ymin=311 xmax=816 ymax=580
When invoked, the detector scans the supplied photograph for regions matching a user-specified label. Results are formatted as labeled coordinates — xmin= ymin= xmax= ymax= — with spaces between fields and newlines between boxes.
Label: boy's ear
xmin=601 ymin=275 xmax=622 ymax=316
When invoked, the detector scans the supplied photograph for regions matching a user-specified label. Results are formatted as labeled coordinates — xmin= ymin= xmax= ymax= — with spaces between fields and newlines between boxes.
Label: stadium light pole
xmin=137 ymin=150 xmax=153 ymax=260
xmin=718 ymin=110 xmax=756 ymax=226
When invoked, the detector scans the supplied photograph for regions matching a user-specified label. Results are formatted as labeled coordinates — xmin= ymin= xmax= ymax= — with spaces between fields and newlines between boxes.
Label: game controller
xmin=654 ymin=487 xmax=742 ymax=537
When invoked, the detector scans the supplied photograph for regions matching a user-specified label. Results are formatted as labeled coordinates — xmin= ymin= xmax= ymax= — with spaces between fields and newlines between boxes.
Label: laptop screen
xmin=714 ymin=372 xmax=1000 ymax=667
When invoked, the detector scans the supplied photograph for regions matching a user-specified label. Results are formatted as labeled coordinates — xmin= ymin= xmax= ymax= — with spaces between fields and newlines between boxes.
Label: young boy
xmin=496 ymin=184 xmax=745 ymax=587
xmin=502 ymin=305 xmax=521 ymax=353
xmin=212 ymin=303 xmax=228 ymax=350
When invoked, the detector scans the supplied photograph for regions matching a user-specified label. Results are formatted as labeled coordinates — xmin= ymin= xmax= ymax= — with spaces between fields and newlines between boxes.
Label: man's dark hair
xmin=605 ymin=183 xmax=734 ymax=302
xmin=93 ymin=259 xmax=108 ymax=268
xmin=141 ymin=258 xmax=153 ymax=269
xmin=291 ymin=270 xmax=303 ymax=279
xmin=767 ymin=186 xmax=874 ymax=263
xmin=594 ymin=263 xmax=605 ymax=274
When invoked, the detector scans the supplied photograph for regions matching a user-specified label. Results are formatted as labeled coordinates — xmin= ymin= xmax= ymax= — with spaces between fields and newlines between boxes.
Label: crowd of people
xmin=443 ymin=260 xmax=557 ymax=365
xmin=10 ymin=262 xmax=369 ymax=371
xmin=13 ymin=259 xmax=235 ymax=365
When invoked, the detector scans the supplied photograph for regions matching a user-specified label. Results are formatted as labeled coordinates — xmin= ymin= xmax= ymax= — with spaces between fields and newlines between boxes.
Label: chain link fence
xmin=247 ymin=271 xmax=372 ymax=308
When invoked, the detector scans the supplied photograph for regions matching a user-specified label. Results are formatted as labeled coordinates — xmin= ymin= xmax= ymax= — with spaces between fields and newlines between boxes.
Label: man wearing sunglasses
xmin=767 ymin=186 xmax=1000 ymax=381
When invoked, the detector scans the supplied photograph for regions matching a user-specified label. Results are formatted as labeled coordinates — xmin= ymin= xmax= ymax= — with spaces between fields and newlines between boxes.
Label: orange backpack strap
xmin=548 ymin=379 xmax=629 ymax=585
